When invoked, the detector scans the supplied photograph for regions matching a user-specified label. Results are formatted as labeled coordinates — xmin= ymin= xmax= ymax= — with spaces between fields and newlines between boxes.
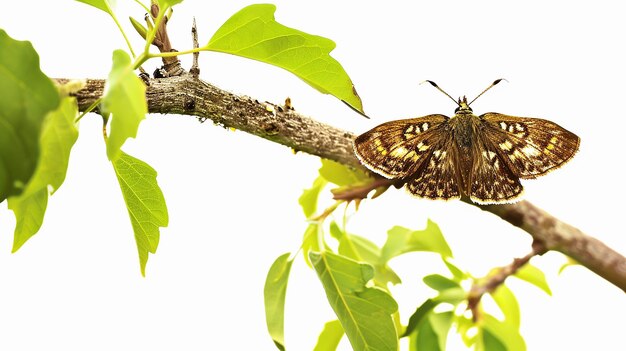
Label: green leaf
xmin=380 ymin=220 xmax=453 ymax=263
xmin=478 ymin=329 xmax=507 ymax=351
xmin=313 ymin=320 xmax=344 ymax=351
xmin=443 ymin=258 xmax=468 ymax=281
xmin=413 ymin=312 xmax=453 ymax=351
xmin=332 ymin=223 xmax=401 ymax=287
xmin=130 ymin=16 xmax=148 ymax=40
xmin=301 ymin=223 xmax=321 ymax=267
xmin=457 ymin=316 xmax=476 ymax=347
xmin=102 ymin=50 xmax=147 ymax=161
xmin=338 ymin=233 xmax=380 ymax=265
xmin=157 ymin=0 xmax=183 ymax=8
xmin=558 ymin=256 xmax=579 ymax=274
xmin=423 ymin=274 xmax=460 ymax=292
xmin=319 ymin=159 xmax=369 ymax=187
xmin=310 ymin=251 xmax=398 ymax=351
xmin=403 ymin=287 xmax=465 ymax=337
xmin=403 ymin=299 xmax=437 ymax=337
xmin=8 ymin=97 xmax=79 ymax=251
xmin=0 ymin=29 xmax=59 ymax=202
xmin=299 ymin=176 xmax=327 ymax=218
xmin=75 ymin=0 xmax=116 ymax=15
xmin=113 ymin=151 xmax=169 ymax=276
xmin=513 ymin=263 xmax=552 ymax=296
xmin=264 ymin=253 xmax=294 ymax=351
xmin=490 ymin=284 xmax=520 ymax=329
xmin=207 ymin=4 xmax=363 ymax=113
xmin=480 ymin=314 xmax=526 ymax=351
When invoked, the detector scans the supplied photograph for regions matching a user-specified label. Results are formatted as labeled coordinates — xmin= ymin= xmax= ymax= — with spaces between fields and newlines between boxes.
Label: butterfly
xmin=353 ymin=80 xmax=580 ymax=204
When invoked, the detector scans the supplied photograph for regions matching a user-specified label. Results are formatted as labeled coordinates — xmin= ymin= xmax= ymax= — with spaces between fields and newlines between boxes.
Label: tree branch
xmin=55 ymin=76 xmax=626 ymax=292
xmin=467 ymin=241 xmax=547 ymax=321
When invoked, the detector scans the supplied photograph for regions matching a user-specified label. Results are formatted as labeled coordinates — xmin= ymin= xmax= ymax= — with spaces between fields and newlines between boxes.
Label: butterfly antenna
xmin=468 ymin=78 xmax=508 ymax=106
xmin=421 ymin=80 xmax=459 ymax=106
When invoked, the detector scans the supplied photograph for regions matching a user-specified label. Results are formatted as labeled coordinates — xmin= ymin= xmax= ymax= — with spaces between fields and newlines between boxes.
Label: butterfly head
xmin=454 ymin=96 xmax=473 ymax=114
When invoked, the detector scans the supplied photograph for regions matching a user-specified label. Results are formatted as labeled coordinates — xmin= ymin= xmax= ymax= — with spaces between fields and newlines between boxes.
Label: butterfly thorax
xmin=450 ymin=97 xmax=478 ymax=149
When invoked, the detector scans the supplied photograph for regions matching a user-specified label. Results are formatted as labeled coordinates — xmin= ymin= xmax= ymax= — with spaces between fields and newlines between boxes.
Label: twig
xmin=190 ymin=17 xmax=200 ymax=78
xmin=149 ymin=3 xmax=184 ymax=77
xmin=55 ymin=76 xmax=626 ymax=292
xmin=467 ymin=241 xmax=547 ymax=321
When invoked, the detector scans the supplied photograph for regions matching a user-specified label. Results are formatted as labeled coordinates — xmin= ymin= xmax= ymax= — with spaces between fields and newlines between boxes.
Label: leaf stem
xmin=75 ymin=97 xmax=102 ymax=123
xmin=143 ymin=6 xmax=168 ymax=54
xmin=133 ymin=0 xmax=150 ymax=13
xmin=110 ymin=12 xmax=137 ymax=59
xmin=149 ymin=47 xmax=205 ymax=58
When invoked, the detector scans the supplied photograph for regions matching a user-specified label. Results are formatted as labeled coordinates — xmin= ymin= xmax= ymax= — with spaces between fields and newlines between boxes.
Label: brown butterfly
xmin=353 ymin=80 xmax=580 ymax=204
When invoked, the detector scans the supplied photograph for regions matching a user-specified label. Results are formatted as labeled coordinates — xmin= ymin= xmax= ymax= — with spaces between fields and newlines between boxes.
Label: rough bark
xmin=55 ymin=76 xmax=626 ymax=292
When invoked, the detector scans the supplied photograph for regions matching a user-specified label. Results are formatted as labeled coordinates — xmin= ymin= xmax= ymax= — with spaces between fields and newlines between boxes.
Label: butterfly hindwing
xmin=405 ymin=133 xmax=461 ymax=200
xmin=469 ymin=133 xmax=524 ymax=204
xmin=353 ymin=114 xmax=450 ymax=178
xmin=480 ymin=113 xmax=580 ymax=179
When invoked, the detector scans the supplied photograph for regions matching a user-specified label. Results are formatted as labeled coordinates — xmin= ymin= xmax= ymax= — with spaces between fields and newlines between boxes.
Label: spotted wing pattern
xmin=353 ymin=114 xmax=450 ymax=179
xmin=480 ymin=113 xmax=580 ymax=179
xmin=404 ymin=136 xmax=461 ymax=200
xmin=469 ymin=135 xmax=524 ymax=204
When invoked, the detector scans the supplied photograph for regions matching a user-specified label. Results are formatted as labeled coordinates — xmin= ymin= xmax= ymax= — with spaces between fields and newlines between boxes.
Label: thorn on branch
xmin=190 ymin=17 xmax=200 ymax=79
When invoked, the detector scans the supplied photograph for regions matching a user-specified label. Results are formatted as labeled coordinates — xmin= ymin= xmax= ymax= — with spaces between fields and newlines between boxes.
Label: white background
xmin=1 ymin=0 xmax=625 ymax=350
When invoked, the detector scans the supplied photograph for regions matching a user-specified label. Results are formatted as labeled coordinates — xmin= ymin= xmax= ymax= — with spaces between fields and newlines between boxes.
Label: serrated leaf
xmin=380 ymin=220 xmax=453 ymax=263
xmin=310 ymin=251 xmax=398 ymax=351
xmin=8 ymin=97 xmax=79 ymax=251
xmin=313 ymin=320 xmax=344 ymax=351
xmin=299 ymin=176 xmax=327 ymax=218
xmin=0 ymin=29 xmax=59 ymax=202
xmin=490 ymin=284 xmax=520 ymax=329
xmin=423 ymin=274 xmax=460 ymax=292
xmin=319 ymin=159 xmax=369 ymax=187
xmin=513 ymin=263 xmax=552 ymax=296
xmin=113 ymin=151 xmax=168 ymax=276
xmin=264 ymin=253 xmax=293 ymax=351
xmin=480 ymin=314 xmax=526 ymax=351
xmin=102 ymin=50 xmax=147 ymax=161
xmin=207 ymin=4 xmax=363 ymax=113
xmin=75 ymin=0 xmax=116 ymax=15
xmin=413 ymin=312 xmax=453 ymax=351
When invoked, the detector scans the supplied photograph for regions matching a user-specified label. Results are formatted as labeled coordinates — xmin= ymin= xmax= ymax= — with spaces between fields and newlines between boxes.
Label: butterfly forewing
xmin=480 ymin=113 xmax=580 ymax=179
xmin=353 ymin=114 xmax=450 ymax=178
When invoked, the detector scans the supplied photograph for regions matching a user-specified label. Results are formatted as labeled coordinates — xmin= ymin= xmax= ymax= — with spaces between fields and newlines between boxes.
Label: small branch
xmin=190 ymin=17 xmax=200 ymax=79
xmin=55 ymin=76 xmax=626 ymax=292
xmin=332 ymin=177 xmax=394 ymax=202
xmin=467 ymin=241 xmax=547 ymax=321
xmin=149 ymin=3 xmax=184 ymax=77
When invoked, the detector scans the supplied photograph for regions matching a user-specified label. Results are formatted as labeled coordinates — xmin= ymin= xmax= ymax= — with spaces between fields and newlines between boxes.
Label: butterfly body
xmin=353 ymin=96 xmax=580 ymax=204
